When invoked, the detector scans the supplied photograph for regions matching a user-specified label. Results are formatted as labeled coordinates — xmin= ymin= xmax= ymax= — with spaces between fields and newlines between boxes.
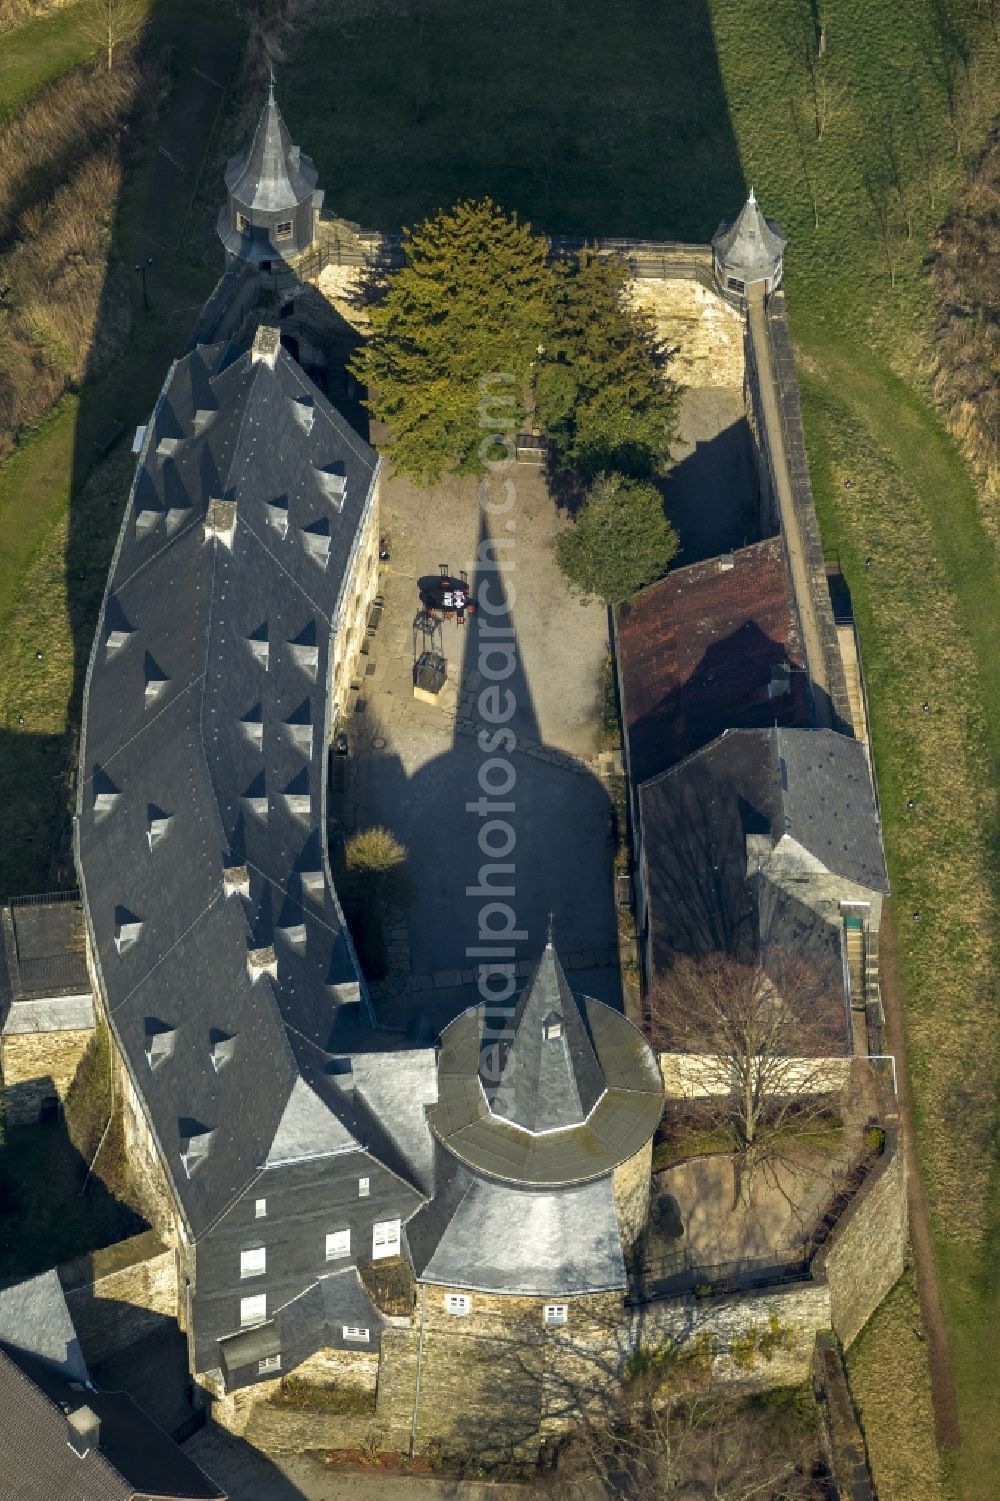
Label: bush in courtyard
xmin=342 ymin=826 xmax=411 ymax=979
xmin=556 ymin=471 xmax=678 ymax=603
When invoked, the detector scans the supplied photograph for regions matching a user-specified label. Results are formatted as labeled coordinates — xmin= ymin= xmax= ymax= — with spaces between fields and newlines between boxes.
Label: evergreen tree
xmin=556 ymin=472 xmax=679 ymax=604
xmin=352 ymin=199 xmax=551 ymax=484
xmin=536 ymin=250 xmax=682 ymax=479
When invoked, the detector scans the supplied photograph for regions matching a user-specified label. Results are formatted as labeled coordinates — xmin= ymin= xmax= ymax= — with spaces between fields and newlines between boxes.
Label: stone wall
xmin=296 ymin=1347 xmax=379 ymax=1392
xmin=816 ymin=1124 xmax=907 ymax=1347
xmin=743 ymin=296 xmax=854 ymax=733
xmin=0 ymin=1025 xmax=93 ymax=1124
xmin=60 ymin=1230 xmax=177 ymax=1365
xmin=630 ymin=277 xmax=745 ymax=388
xmin=613 ymin=1139 xmax=654 ymax=1252
xmin=109 ymin=1028 xmax=184 ymax=1248
xmin=244 ymin=1404 xmax=379 ymax=1453
xmin=659 ymin=1051 xmax=853 ymax=1098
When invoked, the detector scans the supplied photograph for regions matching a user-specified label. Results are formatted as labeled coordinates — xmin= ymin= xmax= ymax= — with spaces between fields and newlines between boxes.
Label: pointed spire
xmin=481 ymin=941 xmax=607 ymax=1133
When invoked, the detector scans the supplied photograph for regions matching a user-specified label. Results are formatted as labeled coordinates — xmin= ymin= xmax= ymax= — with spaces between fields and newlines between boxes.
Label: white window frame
xmin=325 ymin=1229 xmax=351 ymax=1261
xmin=543 ymin=1303 xmax=568 ymax=1326
xmin=372 ymin=1219 xmax=401 ymax=1261
xmin=240 ymin=1246 xmax=266 ymax=1279
xmin=258 ymin=1354 xmax=281 ymax=1374
xmin=240 ymin=1293 xmax=267 ymax=1327
xmin=255 ymin=1198 xmax=267 ymax=1219
xmin=236 ymin=211 xmax=251 ymax=234
xmin=445 ymin=1294 xmax=471 ymax=1317
xmin=342 ymin=1325 xmax=369 ymax=1342
xmin=358 ymin=1176 xmax=370 ymax=1198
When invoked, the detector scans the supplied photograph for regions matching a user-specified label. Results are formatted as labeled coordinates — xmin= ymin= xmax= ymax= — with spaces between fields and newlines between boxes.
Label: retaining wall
xmin=59 ymin=1229 xmax=177 ymax=1365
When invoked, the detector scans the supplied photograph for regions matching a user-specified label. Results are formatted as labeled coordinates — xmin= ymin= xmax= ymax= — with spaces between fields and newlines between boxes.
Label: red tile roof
xmin=614 ymin=537 xmax=808 ymax=785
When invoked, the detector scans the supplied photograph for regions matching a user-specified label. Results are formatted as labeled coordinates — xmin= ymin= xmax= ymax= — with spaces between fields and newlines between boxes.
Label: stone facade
xmin=59 ymin=1231 xmax=177 ymax=1365
xmin=659 ymin=1051 xmax=853 ymax=1099
xmin=630 ymin=277 xmax=745 ymax=388
xmin=816 ymin=1123 xmax=907 ymax=1347
xmin=330 ymin=483 xmax=381 ymax=727
xmin=612 ymin=1139 xmax=654 ymax=1252
xmin=0 ymin=1024 xmax=93 ymax=1124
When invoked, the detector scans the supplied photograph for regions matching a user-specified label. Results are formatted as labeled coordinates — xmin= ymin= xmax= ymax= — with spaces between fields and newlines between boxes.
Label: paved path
xmin=746 ymin=287 xmax=832 ymax=727
xmin=184 ymin=1426 xmax=543 ymax=1501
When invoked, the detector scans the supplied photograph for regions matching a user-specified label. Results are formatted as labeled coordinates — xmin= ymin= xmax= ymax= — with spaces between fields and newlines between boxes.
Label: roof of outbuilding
xmin=0 ymin=1344 xmax=224 ymax=1501
xmin=639 ymin=727 xmax=888 ymax=986
xmin=712 ymin=190 xmax=786 ymax=279
xmin=75 ymin=338 xmax=383 ymax=1238
xmin=224 ymin=79 xmax=320 ymax=215
xmin=614 ymin=537 xmax=808 ymax=784
xmin=0 ymin=1272 xmax=88 ymax=1384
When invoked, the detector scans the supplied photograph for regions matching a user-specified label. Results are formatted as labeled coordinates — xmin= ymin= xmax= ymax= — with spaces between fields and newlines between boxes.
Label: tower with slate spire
xmin=218 ymin=76 xmax=324 ymax=264
xmin=711 ymin=189 xmax=786 ymax=305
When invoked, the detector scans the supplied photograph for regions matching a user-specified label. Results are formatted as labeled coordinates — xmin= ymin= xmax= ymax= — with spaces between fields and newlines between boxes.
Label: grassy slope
xmin=0 ymin=0 xmax=241 ymax=897
xmin=0 ymin=0 xmax=155 ymax=116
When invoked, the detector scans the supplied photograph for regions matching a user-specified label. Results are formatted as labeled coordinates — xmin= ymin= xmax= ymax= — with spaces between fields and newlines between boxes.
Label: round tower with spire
xmin=711 ymin=189 xmax=786 ymax=305
xmin=218 ymin=75 xmax=325 ymax=265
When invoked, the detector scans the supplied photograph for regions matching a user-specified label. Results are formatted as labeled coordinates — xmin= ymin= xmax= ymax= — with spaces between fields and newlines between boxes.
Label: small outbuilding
xmin=712 ymin=190 xmax=786 ymax=303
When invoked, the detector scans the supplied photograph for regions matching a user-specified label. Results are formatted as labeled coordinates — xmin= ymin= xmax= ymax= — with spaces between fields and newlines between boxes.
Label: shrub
xmin=556 ymin=471 xmax=678 ymax=604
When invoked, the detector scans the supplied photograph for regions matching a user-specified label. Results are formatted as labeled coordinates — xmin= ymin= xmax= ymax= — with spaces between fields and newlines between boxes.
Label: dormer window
xmin=179 ymin=1123 xmax=214 ymax=1178
xmin=542 ymin=1011 xmax=563 ymax=1042
xmin=144 ymin=1019 xmax=175 ymax=1070
xmin=210 ymin=1030 xmax=236 ymax=1072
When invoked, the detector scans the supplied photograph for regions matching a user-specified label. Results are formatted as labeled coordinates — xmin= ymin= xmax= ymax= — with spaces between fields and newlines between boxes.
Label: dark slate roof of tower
xmin=75 ymin=336 xmax=383 ymax=1238
xmin=225 ymin=78 xmax=319 ymax=215
xmin=481 ymin=941 xmax=606 ymax=1131
xmin=429 ymin=948 xmax=662 ymax=1187
xmin=712 ymin=190 xmax=786 ymax=280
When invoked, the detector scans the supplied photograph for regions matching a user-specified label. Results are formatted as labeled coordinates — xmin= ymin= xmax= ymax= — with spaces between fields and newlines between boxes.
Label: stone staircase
xmin=845 ymin=924 xmax=865 ymax=1010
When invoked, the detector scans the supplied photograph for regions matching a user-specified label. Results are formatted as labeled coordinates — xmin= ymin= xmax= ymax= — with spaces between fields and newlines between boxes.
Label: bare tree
xmin=650 ymin=950 xmax=849 ymax=1206
xmin=80 ymin=0 xmax=141 ymax=73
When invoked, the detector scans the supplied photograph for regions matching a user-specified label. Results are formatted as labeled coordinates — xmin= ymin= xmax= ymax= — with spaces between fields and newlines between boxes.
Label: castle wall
xmin=0 ymin=1023 xmax=94 ymax=1124
xmin=659 ymin=1052 xmax=853 ymax=1098
xmin=815 ymin=1123 xmax=907 ymax=1347
xmin=613 ymin=1139 xmax=654 ymax=1252
xmin=59 ymin=1230 xmax=177 ymax=1365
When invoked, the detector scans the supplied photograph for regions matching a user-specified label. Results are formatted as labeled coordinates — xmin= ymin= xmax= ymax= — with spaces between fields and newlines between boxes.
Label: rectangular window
xmin=358 ymin=1177 xmax=370 ymax=1198
xmin=342 ymin=1325 xmax=369 ymax=1342
xmin=726 ymin=276 xmax=746 ymax=294
xmin=236 ymin=211 xmax=251 ymax=233
xmin=240 ymin=1246 xmax=266 ymax=1279
xmin=240 ymin=1294 xmax=266 ymax=1327
xmin=326 ymin=1229 xmax=351 ymax=1260
xmin=255 ymin=1198 xmax=267 ymax=1219
xmin=543 ymin=1304 xmax=568 ymax=1326
xmin=275 ymin=219 xmax=293 ymax=241
xmin=258 ymin=1354 xmax=281 ymax=1374
xmin=445 ymin=1294 xmax=470 ymax=1317
xmin=372 ymin=1219 xmax=401 ymax=1261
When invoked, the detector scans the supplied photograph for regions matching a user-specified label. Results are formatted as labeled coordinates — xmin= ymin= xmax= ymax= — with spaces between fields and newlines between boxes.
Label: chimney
xmin=251 ymin=324 xmax=281 ymax=368
xmin=67 ymin=1404 xmax=100 ymax=1457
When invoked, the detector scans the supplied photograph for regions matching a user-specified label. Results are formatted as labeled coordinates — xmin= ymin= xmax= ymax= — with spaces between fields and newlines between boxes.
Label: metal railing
xmin=628 ymin=1251 xmax=812 ymax=1305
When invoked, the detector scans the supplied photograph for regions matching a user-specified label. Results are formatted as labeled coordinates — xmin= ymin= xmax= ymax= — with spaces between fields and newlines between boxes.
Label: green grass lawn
xmin=0 ymin=0 xmax=155 ymax=118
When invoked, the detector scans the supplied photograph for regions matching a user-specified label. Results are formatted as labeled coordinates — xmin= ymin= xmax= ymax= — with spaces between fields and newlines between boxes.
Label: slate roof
xmin=480 ymin=942 xmax=606 ymax=1131
xmin=219 ymin=1266 xmax=383 ymax=1383
xmin=412 ymin=1171 xmax=626 ymax=1297
xmin=224 ymin=79 xmax=320 ymax=216
xmin=639 ymin=727 xmax=888 ymax=986
xmin=0 ymin=1344 xmax=223 ymax=1501
xmin=0 ymin=1271 xmax=88 ymax=1384
xmin=614 ymin=537 xmax=808 ymax=784
xmin=429 ymin=946 xmax=662 ymax=1187
xmin=75 ymin=336 xmax=383 ymax=1238
xmin=712 ymin=190 xmax=786 ymax=281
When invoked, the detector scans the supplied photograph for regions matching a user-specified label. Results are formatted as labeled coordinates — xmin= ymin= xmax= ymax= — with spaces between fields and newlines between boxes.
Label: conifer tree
xmin=556 ymin=471 xmax=678 ymax=603
xmin=536 ymin=250 xmax=682 ymax=479
xmin=352 ymin=199 xmax=551 ymax=484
